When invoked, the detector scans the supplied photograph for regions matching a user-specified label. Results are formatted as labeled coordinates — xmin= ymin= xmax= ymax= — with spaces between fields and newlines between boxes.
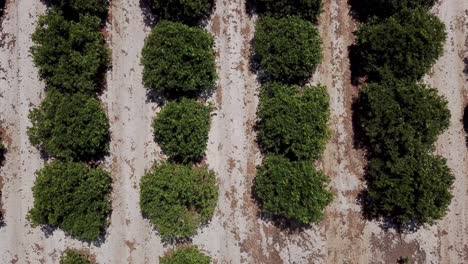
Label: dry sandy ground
xmin=0 ymin=0 xmax=466 ymax=263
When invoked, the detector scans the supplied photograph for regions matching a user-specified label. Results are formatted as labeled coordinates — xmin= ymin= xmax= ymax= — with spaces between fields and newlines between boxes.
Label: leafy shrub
xmin=149 ymin=0 xmax=214 ymax=25
xmin=141 ymin=21 xmax=216 ymax=97
xmin=28 ymin=161 xmax=112 ymax=241
xmin=154 ymin=98 xmax=211 ymax=163
xmin=257 ymin=83 xmax=330 ymax=161
xmin=31 ymin=9 xmax=110 ymax=94
xmin=160 ymin=246 xmax=211 ymax=264
xmin=349 ymin=0 xmax=437 ymax=21
xmin=48 ymin=0 xmax=109 ymax=21
xmin=140 ymin=163 xmax=218 ymax=241
xmin=253 ymin=16 xmax=322 ymax=84
xmin=358 ymin=81 xmax=450 ymax=159
xmin=354 ymin=9 xmax=445 ymax=81
xmin=365 ymin=152 xmax=454 ymax=227
xmin=254 ymin=155 xmax=333 ymax=224
xmin=28 ymin=91 xmax=110 ymax=161
xmin=255 ymin=0 xmax=322 ymax=23
xmin=60 ymin=249 xmax=92 ymax=264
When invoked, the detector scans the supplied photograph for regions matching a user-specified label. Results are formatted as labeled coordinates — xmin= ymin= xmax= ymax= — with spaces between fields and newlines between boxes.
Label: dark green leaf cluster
xmin=160 ymin=246 xmax=211 ymax=264
xmin=350 ymin=0 xmax=436 ymax=21
xmin=28 ymin=161 xmax=112 ymax=241
xmin=358 ymin=81 xmax=453 ymax=226
xmin=150 ymin=0 xmax=214 ymax=25
xmin=28 ymin=91 xmax=110 ymax=161
xmin=60 ymin=249 xmax=92 ymax=264
xmin=142 ymin=21 xmax=216 ymax=97
xmin=48 ymin=0 xmax=109 ymax=21
xmin=255 ymin=0 xmax=322 ymax=23
xmin=366 ymin=152 xmax=454 ymax=226
xmin=355 ymin=9 xmax=445 ymax=82
xmin=154 ymin=98 xmax=211 ymax=163
xmin=359 ymin=81 xmax=450 ymax=159
xmin=254 ymin=155 xmax=333 ymax=224
xmin=257 ymin=83 xmax=330 ymax=161
xmin=31 ymin=9 xmax=110 ymax=95
xmin=254 ymin=16 xmax=322 ymax=84
xmin=140 ymin=163 xmax=218 ymax=241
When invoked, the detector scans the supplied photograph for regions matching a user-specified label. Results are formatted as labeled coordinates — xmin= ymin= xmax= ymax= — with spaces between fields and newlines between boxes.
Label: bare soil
xmin=0 ymin=0 xmax=466 ymax=263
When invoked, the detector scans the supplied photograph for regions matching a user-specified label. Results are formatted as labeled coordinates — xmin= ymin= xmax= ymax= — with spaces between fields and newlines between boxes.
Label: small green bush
xmin=254 ymin=16 xmax=322 ymax=84
xmin=350 ymin=0 xmax=437 ymax=20
xmin=257 ymin=83 xmax=330 ymax=161
xmin=366 ymin=152 xmax=454 ymax=226
xmin=160 ymin=246 xmax=211 ymax=264
xmin=355 ymin=9 xmax=445 ymax=81
xmin=60 ymin=249 xmax=92 ymax=264
xmin=255 ymin=0 xmax=322 ymax=22
xmin=149 ymin=0 xmax=214 ymax=25
xmin=254 ymin=155 xmax=333 ymax=224
xmin=140 ymin=163 xmax=218 ymax=241
xmin=358 ymin=81 xmax=450 ymax=159
xmin=141 ymin=21 xmax=216 ymax=97
xmin=31 ymin=9 xmax=110 ymax=94
xmin=28 ymin=91 xmax=110 ymax=161
xmin=28 ymin=161 xmax=112 ymax=241
xmin=154 ymin=98 xmax=211 ymax=163
xmin=48 ymin=0 xmax=109 ymax=20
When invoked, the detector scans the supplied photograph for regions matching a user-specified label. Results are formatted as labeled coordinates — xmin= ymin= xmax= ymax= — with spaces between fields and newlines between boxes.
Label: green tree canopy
xmin=48 ymin=0 xmax=109 ymax=21
xmin=141 ymin=21 xmax=216 ymax=97
xmin=160 ymin=246 xmax=211 ymax=264
xmin=358 ymin=81 xmax=450 ymax=159
xmin=365 ymin=152 xmax=454 ymax=227
xmin=355 ymin=9 xmax=445 ymax=81
xmin=350 ymin=0 xmax=437 ymax=21
xmin=60 ymin=249 xmax=92 ymax=264
xmin=140 ymin=163 xmax=218 ymax=241
xmin=257 ymin=83 xmax=330 ymax=161
xmin=154 ymin=98 xmax=211 ymax=163
xmin=255 ymin=0 xmax=322 ymax=23
xmin=31 ymin=9 xmax=110 ymax=94
xmin=28 ymin=91 xmax=110 ymax=161
xmin=149 ymin=0 xmax=214 ymax=25
xmin=254 ymin=155 xmax=333 ymax=224
xmin=253 ymin=16 xmax=322 ymax=84
xmin=28 ymin=161 xmax=112 ymax=241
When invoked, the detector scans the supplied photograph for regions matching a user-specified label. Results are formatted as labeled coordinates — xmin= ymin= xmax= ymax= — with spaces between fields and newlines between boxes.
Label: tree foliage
xmin=149 ymin=0 xmax=214 ymax=25
xmin=28 ymin=161 xmax=112 ymax=241
xmin=257 ymin=83 xmax=330 ymax=161
xmin=154 ymin=99 xmax=211 ymax=163
xmin=365 ymin=152 xmax=454 ymax=227
xmin=31 ymin=9 xmax=110 ymax=94
xmin=160 ymin=246 xmax=211 ymax=264
xmin=140 ymin=163 xmax=218 ymax=241
xmin=354 ymin=9 xmax=445 ymax=82
xmin=60 ymin=249 xmax=92 ymax=264
xmin=0 ymin=0 xmax=5 ymax=17
xmin=141 ymin=21 xmax=216 ymax=97
xmin=358 ymin=81 xmax=450 ymax=159
xmin=350 ymin=0 xmax=437 ymax=21
xmin=28 ymin=91 xmax=110 ymax=161
xmin=255 ymin=0 xmax=322 ymax=23
xmin=48 ymin=0 xmax=109 ymax=21
xmin=253 ymin=16 xmax=322 ymax=84
xmin=254 ymin=155 xmax=333 ymax=224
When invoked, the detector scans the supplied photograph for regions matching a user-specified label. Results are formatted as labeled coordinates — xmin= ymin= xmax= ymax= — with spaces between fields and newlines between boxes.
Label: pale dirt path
xmin=412 ymin=1 xmax=468 ymax=263
xmin=96 ymin=0 xmax=163 ymax=263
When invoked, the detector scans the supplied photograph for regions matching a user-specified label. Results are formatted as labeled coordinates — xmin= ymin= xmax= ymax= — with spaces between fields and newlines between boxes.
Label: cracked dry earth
xmin=0 ymin=0 xmax=467 ymax=263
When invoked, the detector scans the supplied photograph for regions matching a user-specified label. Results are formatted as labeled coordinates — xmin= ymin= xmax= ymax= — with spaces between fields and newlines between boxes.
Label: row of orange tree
xmin=351 ymin=0 xmax=454 ymax=230
xmin=251 ymin=0 xmax=334 ymax=227
xmin=139 ymin=0 xmax=218 ymax=262
xmin=27 ymin=1 xmax=112 ymax=257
